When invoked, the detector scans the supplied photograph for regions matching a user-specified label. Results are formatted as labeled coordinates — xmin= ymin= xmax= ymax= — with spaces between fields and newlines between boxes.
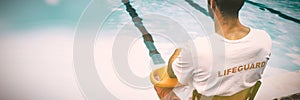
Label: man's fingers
xmin=168 ymin=48 xmax=182 ymax=65
xmin=167 ymin=48 xmax=182 ymax=78
xmin=173 ymin=48 xmax=181 ymax=56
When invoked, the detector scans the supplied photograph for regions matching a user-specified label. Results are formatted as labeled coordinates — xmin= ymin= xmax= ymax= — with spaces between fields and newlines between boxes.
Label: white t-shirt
xmin=172 ymin=28 xmax=272 ymax=99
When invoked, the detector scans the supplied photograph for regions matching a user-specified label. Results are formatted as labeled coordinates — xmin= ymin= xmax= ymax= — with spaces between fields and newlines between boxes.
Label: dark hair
xmin=214 ymin=0 xmax=245 ymax=17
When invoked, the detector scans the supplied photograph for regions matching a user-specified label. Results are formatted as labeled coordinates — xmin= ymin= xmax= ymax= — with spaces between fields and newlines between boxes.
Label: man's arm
xmin=167 ymin=48 xmax=181 ymax=78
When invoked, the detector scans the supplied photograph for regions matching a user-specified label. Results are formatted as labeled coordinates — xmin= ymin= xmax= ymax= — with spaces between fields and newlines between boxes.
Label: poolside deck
xmin=256 ymin=70 xmax=300 ymax=100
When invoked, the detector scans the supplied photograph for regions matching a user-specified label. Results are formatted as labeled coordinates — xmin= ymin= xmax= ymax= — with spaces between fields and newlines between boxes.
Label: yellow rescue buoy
xmin=150 ymin=66 xmax=179 ymax=88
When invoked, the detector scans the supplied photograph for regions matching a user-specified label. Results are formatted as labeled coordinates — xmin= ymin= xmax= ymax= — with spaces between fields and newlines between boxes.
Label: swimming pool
xmin=94 ymin=0 xmax=300 ymax=99
xmin=0 ymin=0 xmax=298 ymax=99
xmin=100 ymin=0 xmax=300 ymax=71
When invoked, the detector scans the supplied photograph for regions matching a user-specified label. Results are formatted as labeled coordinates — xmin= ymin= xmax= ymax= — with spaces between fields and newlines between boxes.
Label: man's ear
xmin=210 ymin=0 xmax=216 ymax=9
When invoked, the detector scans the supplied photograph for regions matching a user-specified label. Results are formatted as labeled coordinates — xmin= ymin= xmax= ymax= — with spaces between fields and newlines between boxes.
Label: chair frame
xmin=192 ymin=81 xmax=261 ymax=100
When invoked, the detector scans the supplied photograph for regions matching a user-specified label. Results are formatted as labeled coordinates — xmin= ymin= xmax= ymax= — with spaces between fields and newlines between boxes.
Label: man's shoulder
xmin=251 ymin=28 xmax=271 ymax=40
xmin=182 ymin=36 xmax=213 ymax=57
xmin=191 ymin=36 xmax=211 ymax=45
xmin=250 ymin=28 xmax=272 ymax=46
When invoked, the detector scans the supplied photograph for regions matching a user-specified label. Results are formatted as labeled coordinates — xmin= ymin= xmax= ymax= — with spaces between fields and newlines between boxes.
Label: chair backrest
xmin=192 ymin=81 xmax=261 ymax=100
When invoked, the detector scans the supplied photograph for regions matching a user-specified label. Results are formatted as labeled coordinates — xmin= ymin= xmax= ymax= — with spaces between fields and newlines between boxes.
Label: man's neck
xmin=214 ymin=17 xmax=250 ymax=40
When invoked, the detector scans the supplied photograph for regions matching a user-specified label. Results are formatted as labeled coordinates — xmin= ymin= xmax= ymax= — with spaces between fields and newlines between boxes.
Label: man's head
xmin=207 ymin=0 xmax=245 ymax=19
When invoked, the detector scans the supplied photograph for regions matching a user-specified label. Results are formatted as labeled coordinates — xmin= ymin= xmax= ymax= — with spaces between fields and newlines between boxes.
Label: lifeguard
xmin=153 ymin=0 xmax=272 ymax=99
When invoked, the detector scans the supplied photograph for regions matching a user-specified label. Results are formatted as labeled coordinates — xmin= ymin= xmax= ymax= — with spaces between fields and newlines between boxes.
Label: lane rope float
xmin=121 ymin=0 xmax=180 ymax=88
xmin=122 ymin=0 xmax=165 ymax=65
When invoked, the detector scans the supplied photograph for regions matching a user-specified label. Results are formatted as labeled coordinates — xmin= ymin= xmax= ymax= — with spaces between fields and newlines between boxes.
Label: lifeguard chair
xmin=192 ymin=81 xmax=261 ymax=100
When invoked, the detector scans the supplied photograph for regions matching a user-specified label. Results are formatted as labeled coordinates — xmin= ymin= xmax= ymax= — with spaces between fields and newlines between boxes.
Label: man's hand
xmin=167 ymin=48 xmax=181 ymax=78
xmin=154 ymin=86 xmax=180 ymax=100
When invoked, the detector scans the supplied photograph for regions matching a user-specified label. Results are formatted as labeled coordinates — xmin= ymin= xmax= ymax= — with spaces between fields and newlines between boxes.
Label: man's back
xmin=153 ymin=0 xmax=273 ymax=100
xmin=172 ymin=28 xmax=272 ymax=98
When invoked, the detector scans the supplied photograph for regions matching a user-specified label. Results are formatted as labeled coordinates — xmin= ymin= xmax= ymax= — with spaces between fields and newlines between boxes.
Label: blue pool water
xmin=101 ymin=0 xmax=300 ymax=71
xmin=239 ymin=0 xmax=300 ymax=71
